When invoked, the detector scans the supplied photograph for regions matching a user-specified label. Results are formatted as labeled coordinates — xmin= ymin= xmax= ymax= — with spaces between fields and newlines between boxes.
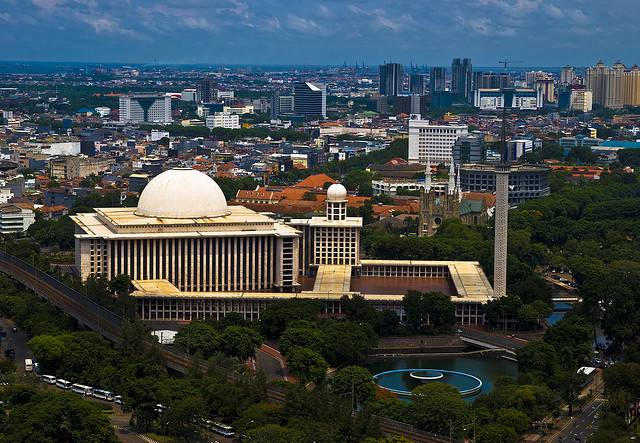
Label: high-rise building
xmin=451 ymin=58 xmax=472 ymax=100
xmin=473 ymin=72 xmax=512 ymax=90
xmin=408 ymin=116 xmax=468 ymax=164
xmin=196 ymin=77 xmax=217 ymax=103
xmin=560 ymin=66 xmax=576 ymax=85
xmin=271 ymin=93 xmax=295 ymax=118
xmin=453 ymin=134 xmax=484 ymax=164
xmin=409 ymin=73 xmax=428 ymax=95
xmin=569 ymin=88 xmax=593 ymax=112
xmin=535 ymin=78 xmax=556 ymax=103
xmin=119 ymin=93 xmax=172 ymax=124
xmin=623 ymin=65 xmax=640 ymax=106
xmin=379 ymin=63 xmax=404 ymax=96
xmin=474 ymin=88 xmax=544 ymax=110
xmin=293 ymin=82 xmax=326 ymax=118
xmin=430 ymin=67 xmax=446 ymax=94
xmin=586 ymin=61 xmax=625 ymax=108
xmin=393 ymin=94 xmax=421 ymax=115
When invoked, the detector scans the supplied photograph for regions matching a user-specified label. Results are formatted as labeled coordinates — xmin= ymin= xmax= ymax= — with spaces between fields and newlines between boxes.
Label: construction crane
xmin=498 ymin=60 xmax=523 ymax=70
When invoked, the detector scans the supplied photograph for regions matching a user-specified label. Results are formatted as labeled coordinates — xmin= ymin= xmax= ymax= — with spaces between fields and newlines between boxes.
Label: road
xmin=551 ymin=397 xmax=605 ymax=443
xmin=0 ymin=316 xmax=32 ymax=373
xmin=458 ymin=325 xmax=527 ymax=351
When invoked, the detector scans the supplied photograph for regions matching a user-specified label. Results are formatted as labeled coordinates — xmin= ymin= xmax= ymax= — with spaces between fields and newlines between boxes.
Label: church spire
xmin=425 ymin=156 xmax=432 ymax=192
xmin=448 ymin=157 xmax=455 ymax=195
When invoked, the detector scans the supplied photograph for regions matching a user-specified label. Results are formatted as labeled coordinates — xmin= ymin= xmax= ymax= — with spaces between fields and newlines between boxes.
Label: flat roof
xmin=72 ymin=205 xmax=299 ymax=239
xmin=130 ymin=258 xmax=494 ymax=304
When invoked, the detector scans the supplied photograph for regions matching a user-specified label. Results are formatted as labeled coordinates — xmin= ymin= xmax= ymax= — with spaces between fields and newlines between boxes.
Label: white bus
xmin=71 ymin=383 xmax=93 ymax=396
xmin=92 ymin=389 xmax=114 ymax=401
xmin=55 ymin=379 xmax=72 ymax=390
xmin=40 ymin=374 xmax=56 ymax=385
xmin=211 ymin=422 xmax=235 ymax=437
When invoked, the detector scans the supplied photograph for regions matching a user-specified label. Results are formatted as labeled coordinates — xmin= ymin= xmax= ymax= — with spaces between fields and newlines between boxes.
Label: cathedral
xmin=418 ymin=158 xmax=462 ymax=236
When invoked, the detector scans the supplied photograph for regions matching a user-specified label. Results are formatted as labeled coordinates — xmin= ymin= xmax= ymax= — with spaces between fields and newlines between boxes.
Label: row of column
xmin=109 ymin=236 xmax=276 ymax=292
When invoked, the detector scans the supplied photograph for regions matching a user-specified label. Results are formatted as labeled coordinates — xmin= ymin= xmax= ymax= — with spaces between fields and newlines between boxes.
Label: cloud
xmin=32 ymin=0 xmax=64 ymax=8
xmin=0 ymin=12 xmax=11 ymax=22
xmin=543 ymin=4 xmax=564 ymax=19
xmin=74 ymin=12 xmax=141 ymax=38
xmin=457 ymin=16 xmax=515 ymax=37
xmin=287 ymin=14 xmax=323 ymax=34
xmin=181 ymin=16 xmax=215 ymax=31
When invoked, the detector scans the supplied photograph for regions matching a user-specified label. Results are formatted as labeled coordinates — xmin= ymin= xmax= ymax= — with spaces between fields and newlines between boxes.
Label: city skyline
xmin=0 ymin=0 xmax=637 ymax=65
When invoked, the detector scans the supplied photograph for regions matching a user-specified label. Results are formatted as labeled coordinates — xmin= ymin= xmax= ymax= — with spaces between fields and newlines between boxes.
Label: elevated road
xmin=458 ymin=326 xmax=527 ymax=353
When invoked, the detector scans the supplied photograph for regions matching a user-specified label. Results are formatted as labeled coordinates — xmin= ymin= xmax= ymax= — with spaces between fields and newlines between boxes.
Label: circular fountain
xmin=373 ymin=368 xmax=483 ymax=398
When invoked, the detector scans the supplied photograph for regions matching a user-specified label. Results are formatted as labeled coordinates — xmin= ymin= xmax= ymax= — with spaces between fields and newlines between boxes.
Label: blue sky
xmin=0 ymin=0 xmax=637 ymax=66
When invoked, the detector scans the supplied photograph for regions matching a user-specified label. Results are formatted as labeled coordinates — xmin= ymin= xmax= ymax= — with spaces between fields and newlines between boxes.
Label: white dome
xmin=326 ymin=183 xmax=347 ymax=202
xmin=135 ymin=168 xmax=229 ymax=219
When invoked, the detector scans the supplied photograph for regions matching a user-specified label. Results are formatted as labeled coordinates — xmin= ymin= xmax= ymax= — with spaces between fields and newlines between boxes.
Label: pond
xmin=368 ymin=355 xmax=518 ymax=401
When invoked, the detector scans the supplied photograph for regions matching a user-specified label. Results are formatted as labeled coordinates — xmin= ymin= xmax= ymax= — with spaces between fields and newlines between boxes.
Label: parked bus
xmin=211 ymin=422 xmax=235 ymax=437
xmin=71 ymin=383 xmax=93 ymax=396
xmin=92 ymin=389 xmax=114 ymax=401
xmin=55 ymin=379 xmax=72 ymax=390
xmin=40 ymin=374 xmax=56 ymax=385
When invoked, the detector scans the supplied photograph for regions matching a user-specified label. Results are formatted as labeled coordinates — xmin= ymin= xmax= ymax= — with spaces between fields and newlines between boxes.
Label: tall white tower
xmin=492 ymin=89 xmax=514 ymax=298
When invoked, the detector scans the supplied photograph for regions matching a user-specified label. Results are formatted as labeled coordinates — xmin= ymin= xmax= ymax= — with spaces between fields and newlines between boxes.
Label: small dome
xmin=326 ymin=183 xmax=347 ymax=202
xmin=135 ymin=168 xmax=229 ymax=219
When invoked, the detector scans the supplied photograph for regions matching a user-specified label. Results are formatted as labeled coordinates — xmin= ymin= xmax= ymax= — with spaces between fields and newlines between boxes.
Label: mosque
xmin=72 ymin=168 xmax=495 ymax=325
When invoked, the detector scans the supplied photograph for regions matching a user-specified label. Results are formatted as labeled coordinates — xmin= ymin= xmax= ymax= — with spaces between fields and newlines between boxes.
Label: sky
xmin=0 ymin=0 xmax=637 ymax=66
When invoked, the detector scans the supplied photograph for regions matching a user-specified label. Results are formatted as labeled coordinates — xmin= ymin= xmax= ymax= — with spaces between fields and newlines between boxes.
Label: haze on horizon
xmin=0 ymin=0 xmax=637 ymax=66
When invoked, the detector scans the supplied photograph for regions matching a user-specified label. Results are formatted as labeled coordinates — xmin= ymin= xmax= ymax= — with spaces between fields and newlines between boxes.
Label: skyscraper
xmin=271 ymin=93 xmax=294 ymax=118
xmin=379 ymin=63 xmax=404 ymax=96
xmin=624 ymin=65 xmax=640 ymax=106
xmin=451 ymin=58 xmax=472 ymax=100
xmin=293 ymin=82 xmax=326 ymax=118
xmin=560 ymin=66 xmax=576 ymax=85
xmin=196 ymin=77 xmax=217 ymax=103
xmin=409 ymin=73 xmax=428 ymax=95
xmin=119 ymin=93 xmax=172 ymax=124
xmin=586 ymin=61 xmax=625 ymax=108
xmin=430 ymin=67 xmax=446 ymax=94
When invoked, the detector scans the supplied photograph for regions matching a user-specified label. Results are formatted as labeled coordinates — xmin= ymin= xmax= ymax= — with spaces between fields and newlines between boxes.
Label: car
xmin=594 ymin=413 xmax=600 ymax=419
xmin=11 ymin=327 xmax=17 ymax=333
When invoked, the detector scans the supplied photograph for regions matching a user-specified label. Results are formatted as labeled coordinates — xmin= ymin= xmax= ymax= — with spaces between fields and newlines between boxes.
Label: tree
xmin=403 ymin=291 xmax=456 ymax=332
xmin=410 ymin=383 xmax=470 ymax=439
xmin=320 ymin=319 xmax=378 ymax=365
xmin=173 ymin=322 xmax=221 ymax=358
xmin=495 ymin=408 xmax=530 ymax=434
xmin=279 ymin=325 xmax=327 ymax=358
xmin=475 ymin=424 xmax=518 ymax=443
xmin=108 ymin=274 xmax=131 ymax=298
xmin=244 ymin=424 xmax=305 ymax=443
xmin=287 ymin=347 xmax=328 ymax=384
xmin=516 ymin=340 xmax=559 ymax=383
xmin=259 ymin=299 xmax=321 ymax=338
xmin=557 ymin=370 xmax=586 ymax=416
xmin=1 ymin=389 xmax=118 ymax=442
xmin=161 ymin=396 xmax=206 ymax=441
xmin=330 ymin=366 xmax=376 ymax=405
xmin=233 ymin=402 xmax=284 ymax=435
xmin=220 ymin=326 xmax=262 ymax=360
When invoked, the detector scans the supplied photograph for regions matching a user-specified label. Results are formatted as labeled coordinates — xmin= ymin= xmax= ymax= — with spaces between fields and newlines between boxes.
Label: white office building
xmin=95 ymin=107 xmax=111 ymax=118
xmin=474 ymin=88 xmax=544 ymax=110
xmin=0 ymin=204 xmax=35 ymax=234
xmin=408 ymin=116 xmax=468 ymax=164
xmin=119 ymin=93 xmax=172 ymax=124
xmin=205 ymin=112 xmax=240 ymax=130
xmin=181 ymin=89 xmax=197 ymax=102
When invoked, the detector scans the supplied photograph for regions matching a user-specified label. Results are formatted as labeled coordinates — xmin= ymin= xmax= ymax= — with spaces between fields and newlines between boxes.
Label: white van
xmin=40 ymin=374 xmax=56 ymax=385
xmin=24 ymin=359 xmax=33 ymax=372
xmin=55 ymin=379 xmax=72 ymax=390
xmin=71 ymin=383 xmax=93 ymax=396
